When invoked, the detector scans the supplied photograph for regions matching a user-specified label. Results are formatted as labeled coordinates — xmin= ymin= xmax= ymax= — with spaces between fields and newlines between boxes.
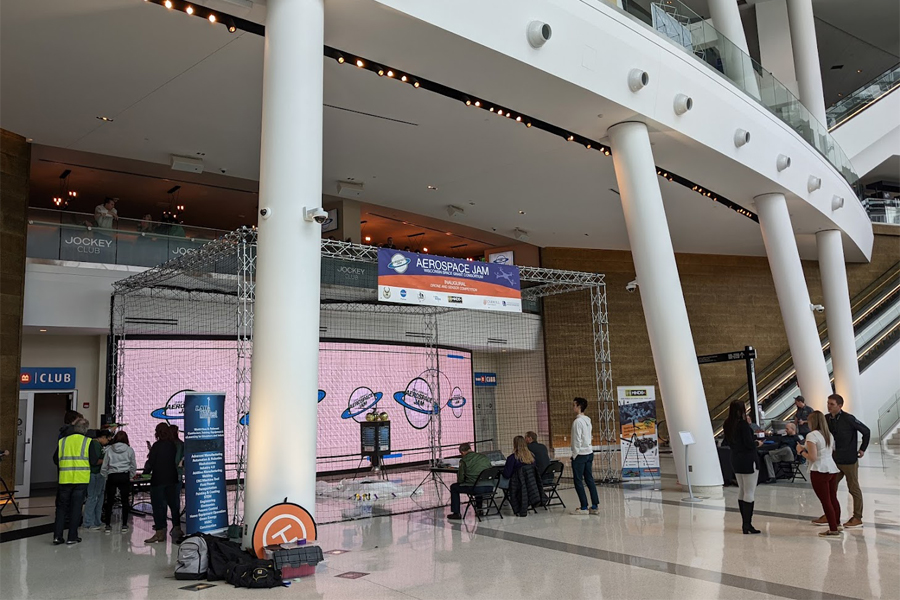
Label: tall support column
xmin=707 ymin=0 xmax=760 ymax=99
xmin=243 ymin=0 xmax=324 ymax=546
xmin=817 ymin=230 xmax=859 ymax=411
xmin=754 ymin=194 xmax=831 ymax=410
xmin=609 ymin=122 xmax=722 ymax=489
xmin=786 ymin=0 xmax=827 ymax=124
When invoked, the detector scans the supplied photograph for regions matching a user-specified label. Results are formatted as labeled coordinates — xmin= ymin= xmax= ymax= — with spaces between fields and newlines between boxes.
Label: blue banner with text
xmin=184 ymin=392 xmax=228 ymax=534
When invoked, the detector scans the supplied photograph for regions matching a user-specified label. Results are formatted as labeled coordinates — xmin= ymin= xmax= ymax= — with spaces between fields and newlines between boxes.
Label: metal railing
xmin=877 ymin=390 xmax=900 ymax=443
xmin=827 ymin=63 xmax=900 ymax=131
xmin=615 ymin=0 xmax=860 ymax=193
xmin=26 ymin=208 xmax=230 ymax=268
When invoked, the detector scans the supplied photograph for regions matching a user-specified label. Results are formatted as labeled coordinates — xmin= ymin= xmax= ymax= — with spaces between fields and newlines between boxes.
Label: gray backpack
xmin=175 ymin=535 xmax=209 ymax=580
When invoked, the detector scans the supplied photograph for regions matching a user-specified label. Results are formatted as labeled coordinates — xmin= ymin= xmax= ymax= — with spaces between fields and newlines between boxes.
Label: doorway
xmin=17 ymin=391 xmax=74 ymax=497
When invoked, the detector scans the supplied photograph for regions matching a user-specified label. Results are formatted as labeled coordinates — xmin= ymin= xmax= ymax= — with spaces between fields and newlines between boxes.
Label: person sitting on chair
xmin=525 ymin=431 xmax=551 ymax=483
xmin=447 ymin=443 xmax=491 ymax=521
xmin=505 ymin=436 xmax=546 ymax=516
xmin=761 ymin=423 xmax=801 ymax=481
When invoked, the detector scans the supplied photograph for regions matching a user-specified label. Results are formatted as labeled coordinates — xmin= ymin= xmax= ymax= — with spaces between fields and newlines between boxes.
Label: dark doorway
xmin=30 ymin=393 xmax=72 ymax=491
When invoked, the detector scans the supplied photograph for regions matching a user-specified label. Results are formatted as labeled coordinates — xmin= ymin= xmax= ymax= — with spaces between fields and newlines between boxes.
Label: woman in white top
xmin=797 ymin=411 xmax=842 ymax=538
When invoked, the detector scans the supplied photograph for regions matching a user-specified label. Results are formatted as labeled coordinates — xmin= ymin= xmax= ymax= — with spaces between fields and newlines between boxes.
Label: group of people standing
xmin=723 ymin=393 xmax=870 ymax=537
xmin=52 ymin=412 xmax=186 ymax=545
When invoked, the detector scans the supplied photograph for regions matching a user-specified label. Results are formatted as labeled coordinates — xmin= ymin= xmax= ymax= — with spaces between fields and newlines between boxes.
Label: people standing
xmin=101 ymin=431 xmax=137 ymax=533
xmin=82 ymin=430 xmax=111 ymax=530
xmin=812 ymin=394 xmax=870 ymax=528
xmin=798 ymin=411 xmax=842 ymax=538
xmin=524 ymin=431 xmax=551 ymax=482
xmin=144 ymin=422 xmax=182 ymax=543
xmin=793 ymin=396 xmax=813 ymax=436
xmin=170 ymin=424 xmax=184 ymax=485
xmin=94 ymin=198 xmax=119 ymax=229
xmin=723 ymin=401 xmax=762 ymax=534
xmin=570 ymin=397 xmax=600 ymax=515
xmin=52 ymin=418 xmax=96 ymax=545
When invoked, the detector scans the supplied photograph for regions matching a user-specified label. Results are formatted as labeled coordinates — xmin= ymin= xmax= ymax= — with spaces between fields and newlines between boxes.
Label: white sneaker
xmin=87 ymin=525 xmax=103 ymax=531
xmin=570 ymin=508 xmax=591 ymax=515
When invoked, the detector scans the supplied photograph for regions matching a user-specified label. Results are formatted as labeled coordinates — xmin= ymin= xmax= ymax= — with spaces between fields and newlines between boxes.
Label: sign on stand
xmin=617 ymin=386 xmax=660 ymax=479
xmin=377 ymin=249 xmax=521 ymax=313
xmin=184 ymin=392 xmax=228 ymax=534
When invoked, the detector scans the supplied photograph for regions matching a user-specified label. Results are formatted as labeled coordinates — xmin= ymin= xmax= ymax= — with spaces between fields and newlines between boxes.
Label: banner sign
xmin=20 ymin=367 xmax=76 ymax=390
xmin=377 ymin=249 xmax=521 ymax=313
xmin=617 ymin=386 xmax=660 ymax=478
xmin=184 ymin=392 xmax=228 ymax=534
xmin=697 ymin=348 xmax=756 ymax=364
xmin=474 ymin=372 xmax=497 ymax=387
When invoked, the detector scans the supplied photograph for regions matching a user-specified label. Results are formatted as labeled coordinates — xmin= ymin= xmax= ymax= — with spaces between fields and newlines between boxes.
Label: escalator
xmin=710 ymin=262 xmax=900 ymax=433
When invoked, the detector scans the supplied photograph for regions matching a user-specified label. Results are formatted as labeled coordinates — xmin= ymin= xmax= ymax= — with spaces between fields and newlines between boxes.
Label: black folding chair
xmin=463 ymin=466 xmax=503 ymax=522
xmin=789 ymin=456 xmax=807 ymax=483
xmin=541 ymin=461 xmax=566 ymax=510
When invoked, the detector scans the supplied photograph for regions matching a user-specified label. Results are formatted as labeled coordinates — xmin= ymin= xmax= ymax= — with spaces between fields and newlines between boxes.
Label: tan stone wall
xmin=541 ymin=230 xmax=900 ymax=447
xmin=0 ymin=130 xmax=31 ymax=486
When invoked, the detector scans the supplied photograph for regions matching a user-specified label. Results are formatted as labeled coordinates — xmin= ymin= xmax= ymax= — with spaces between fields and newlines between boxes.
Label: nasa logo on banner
xmin=252 ymin=500 xmax=317 ymax=559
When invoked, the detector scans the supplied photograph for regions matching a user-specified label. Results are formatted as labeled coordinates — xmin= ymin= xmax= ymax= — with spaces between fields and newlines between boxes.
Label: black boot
xmin=744 ymin=501 xmax=761 ymax=534
xmin=737 ymin=500 xmax=747 ymax=531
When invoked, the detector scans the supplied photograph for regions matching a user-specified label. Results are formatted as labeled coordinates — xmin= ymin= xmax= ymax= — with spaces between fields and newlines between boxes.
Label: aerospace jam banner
xmin=377 ymin=249 xmax=521 ymax=313
xmin=617 ymin=386 xmax=660 ymax=479
xmin=184 ymin=392 xmax=228 ymax=534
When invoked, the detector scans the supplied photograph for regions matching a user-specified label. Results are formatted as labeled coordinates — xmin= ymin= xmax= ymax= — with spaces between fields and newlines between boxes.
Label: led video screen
xmin=119 ymin=339 xmax=475 ymax=474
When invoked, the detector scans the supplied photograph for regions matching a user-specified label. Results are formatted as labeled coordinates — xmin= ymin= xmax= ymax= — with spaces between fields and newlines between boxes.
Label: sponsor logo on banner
xmin=448 ymin=296 xmax=463 ymax=304
xmin=382 ymin=287 xmax=391 ymax=299
xmin=387 ymin=253 xmax=411 ymax=274
xmin=400 ymin=289 xmax=407 ymax=298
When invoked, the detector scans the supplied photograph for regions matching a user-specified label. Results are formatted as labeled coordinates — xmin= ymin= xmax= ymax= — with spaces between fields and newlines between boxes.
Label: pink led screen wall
xmin=119 ymin=339 xmax=475 ymax=473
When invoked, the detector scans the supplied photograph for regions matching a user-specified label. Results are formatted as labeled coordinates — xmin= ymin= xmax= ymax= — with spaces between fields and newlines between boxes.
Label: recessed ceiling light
xmin=856 ymin=69 xmax=862 ymax=73
xmin=364 ymin=236 xmax=371 ymax=242
xmin=518 ymin=210 xmax=526 ymax=215
xmin=39 ymin=329 xmax=47 ymax=332
xmin=427 ymin=185 xmax=438 ymax=190
xmin=96 ymin=116 xmax=114 ymax=122
xmin=423 ymin=247 xmax=429 ymax=252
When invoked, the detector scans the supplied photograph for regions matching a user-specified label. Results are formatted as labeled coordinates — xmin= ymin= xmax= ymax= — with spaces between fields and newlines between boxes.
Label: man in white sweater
xmin=570 ymin=397 xmax=600 ymax=515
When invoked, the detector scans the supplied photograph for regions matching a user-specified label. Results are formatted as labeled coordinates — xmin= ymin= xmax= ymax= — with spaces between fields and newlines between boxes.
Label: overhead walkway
xmin=710 ymin=262 xmax=900 ymax=437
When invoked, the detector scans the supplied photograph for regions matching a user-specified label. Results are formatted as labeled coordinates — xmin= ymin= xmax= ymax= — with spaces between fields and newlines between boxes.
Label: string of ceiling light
xmin=140 ymin=0 xmax=758 ymax=223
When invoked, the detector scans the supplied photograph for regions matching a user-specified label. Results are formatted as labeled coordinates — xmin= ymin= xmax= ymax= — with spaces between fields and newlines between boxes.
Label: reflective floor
xmin=2 ymin=446 xmax=898 ymax=599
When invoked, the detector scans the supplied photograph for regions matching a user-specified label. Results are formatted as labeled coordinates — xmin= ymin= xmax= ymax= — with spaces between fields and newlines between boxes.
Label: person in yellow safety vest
xmin=52 ymin=418 xmax=98 ymax=545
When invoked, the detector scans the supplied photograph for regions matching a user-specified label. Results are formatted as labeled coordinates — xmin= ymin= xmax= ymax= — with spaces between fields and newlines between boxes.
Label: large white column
xmin=786 ymin=0 xmax=827 ymax=125
xmin=817 ymin=230 xmax=860 ymax=412
xmin=707 ymin=0 xmax=760 ymax=99
xmin=755 ymin=0 xmax=800 ymax=97
xmin=244 ymin=0 xmax=324 ymax=546
xmin=755 ymin=194 xmax=832 ymax=410
xmin=609 ymin=122 xmax=722 ymax=489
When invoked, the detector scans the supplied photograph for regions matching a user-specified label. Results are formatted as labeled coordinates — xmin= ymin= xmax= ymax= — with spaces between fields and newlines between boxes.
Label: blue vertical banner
xmin=184 ymin=392 xmax=228 ymax=534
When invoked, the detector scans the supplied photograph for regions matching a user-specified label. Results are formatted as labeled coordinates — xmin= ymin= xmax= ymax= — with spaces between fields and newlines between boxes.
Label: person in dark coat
xmin=723 ymin=400 xmax=762 ymax=534
xmin=525 ymin=431 xmax=551 ymax=482
xmin=143 ymin=422 xmax=182 ymax=543
xmin=508 ymin=463 xmax=547 ymax=516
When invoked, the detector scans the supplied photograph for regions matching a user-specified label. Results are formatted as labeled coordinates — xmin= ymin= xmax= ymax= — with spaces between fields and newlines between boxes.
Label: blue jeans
xmin=83 ymin=472 xmax=105 ymax=527
xmin=572 ymin=454 xmax=599 ymax=510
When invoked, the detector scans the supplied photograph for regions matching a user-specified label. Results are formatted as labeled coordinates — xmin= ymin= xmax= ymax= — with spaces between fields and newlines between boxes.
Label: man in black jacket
xmin=525 ymin=431 xmax=551 ymax=482
xmin=812 ymin=394 xmax=870 ymax=528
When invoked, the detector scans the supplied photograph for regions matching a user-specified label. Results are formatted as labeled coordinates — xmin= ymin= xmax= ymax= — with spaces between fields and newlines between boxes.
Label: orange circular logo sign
xmin=252 ymin=501 xmax=317 ymax=559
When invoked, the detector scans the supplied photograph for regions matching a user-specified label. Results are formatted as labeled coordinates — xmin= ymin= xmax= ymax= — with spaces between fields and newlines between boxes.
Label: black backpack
xmin=225 ymin=559 xmax=283 ymax=589
xmin=202 ymin=534 xmax=253 ymax=581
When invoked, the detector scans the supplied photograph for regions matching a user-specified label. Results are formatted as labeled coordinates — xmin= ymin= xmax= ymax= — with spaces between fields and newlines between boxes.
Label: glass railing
xmin=827 ymin=63 xmax=900 ymax=130
xmin=617 ymin=0 xmax=860 ymax=193
xmin=26 ymin=208 xmax=229 ymax=268
xmin=862 ymin=196 xmax=900 ymax=225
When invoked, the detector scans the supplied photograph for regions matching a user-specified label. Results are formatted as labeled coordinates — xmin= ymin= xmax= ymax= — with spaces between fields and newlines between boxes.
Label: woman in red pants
xmin=797 ymin=411 xmax=841 ymax=538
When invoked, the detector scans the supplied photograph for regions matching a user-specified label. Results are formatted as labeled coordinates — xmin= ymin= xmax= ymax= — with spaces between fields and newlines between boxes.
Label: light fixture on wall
xmin=776 ymin=154 xmax=792 ymax=172
xmin=831 ymin=195 xmax=845 ymax=211
xmin=673 ymin=93 xmax=693 ymax=115
xmin=733 ymin=129 xmax=750 ymax=147
xmin=628 ymin=69 xmax=649 ymax=92
xmin=807 ymin=176 xmax=822 ymax=192
xmin=513 ymin=227 xmax=529 ymax=242
xmin=526 ymin=21 xmax=552 ymax=48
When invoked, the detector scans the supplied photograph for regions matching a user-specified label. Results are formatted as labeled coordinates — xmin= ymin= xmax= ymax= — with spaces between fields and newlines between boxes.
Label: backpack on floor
xmin=203 ymin=534 xmax=253 ymax=581
xmin=225 ymin=558 xmax=283 ymax=589
xmin=174 ymin=535 xmax=209 ymax=580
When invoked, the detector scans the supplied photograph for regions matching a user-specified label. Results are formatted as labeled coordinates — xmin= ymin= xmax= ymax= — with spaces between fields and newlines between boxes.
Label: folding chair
xmin=541 ymin=460 xmax=566 ymax=510
xmin=463 ymin=466 xmax=503 ymax=522
xmin=789 ymin=456 xmax=807 ymax=483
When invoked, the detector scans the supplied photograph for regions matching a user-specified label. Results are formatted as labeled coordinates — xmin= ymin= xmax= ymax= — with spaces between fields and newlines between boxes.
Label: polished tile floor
xmin=2 ymin=446 xmax=897 ymax=600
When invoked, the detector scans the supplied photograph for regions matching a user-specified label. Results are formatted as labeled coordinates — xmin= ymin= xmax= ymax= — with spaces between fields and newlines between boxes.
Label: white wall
xmin=831 ymin=88 xmax=900 ymax=179
xmin=858 ymin=341 xmax=900 ymax=442
xmin=20 ymin=334 xmax=106 ymax=428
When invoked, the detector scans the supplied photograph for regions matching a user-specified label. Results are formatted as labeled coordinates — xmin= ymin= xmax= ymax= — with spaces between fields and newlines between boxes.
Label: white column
xmin=755 ymin=0 xmax=800 ymax=97
xmin=754 ymin=194 xmax=831 ymax=410
xmin=786 ymin=0 xmax=827 ymax=125
xmin=817 ymin=230 xmax=860 ymax=412
xmin=609 ymin=122 xmax=722 ymax=489
xmin=707 ymin=0 xmax=760 ymax=99
xmin=243 ymin=0 xmax=324 ymax=546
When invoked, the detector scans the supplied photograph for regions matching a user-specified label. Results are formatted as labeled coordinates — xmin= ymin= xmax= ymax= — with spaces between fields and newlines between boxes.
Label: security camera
xmin=259 ymin=207 xmax=272 ymax=219
xmin=626 ymin=279 xmax=638 ymax=293
xmin=810 ymin=303 xmax=825 ymax=313
xmin=304 ymin=207 xmax=329 ymax=224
